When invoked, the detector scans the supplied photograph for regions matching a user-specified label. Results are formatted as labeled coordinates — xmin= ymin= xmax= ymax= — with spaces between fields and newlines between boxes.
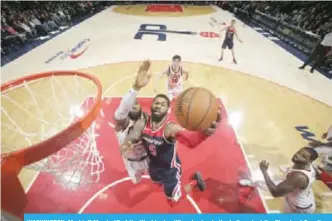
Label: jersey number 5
xmin=149 ymin=144 xmax=157 ymax=156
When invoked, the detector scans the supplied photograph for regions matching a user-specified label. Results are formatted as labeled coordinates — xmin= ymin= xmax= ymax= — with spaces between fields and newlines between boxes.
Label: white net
xmin=1 ymin=74 xmax=105 ymax=189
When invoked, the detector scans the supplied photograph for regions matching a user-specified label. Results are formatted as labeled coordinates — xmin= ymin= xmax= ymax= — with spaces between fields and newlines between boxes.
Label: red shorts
xmin=320 ymin=171 xmax=332 ymax=188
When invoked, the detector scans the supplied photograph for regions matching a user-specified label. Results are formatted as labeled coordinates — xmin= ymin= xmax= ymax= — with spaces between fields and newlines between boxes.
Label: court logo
xmin=134 ymin=24 xmax=219 ymax=41
xmin=295 ymin=126 xmax=316 ymax=141
xmin=45 ymin=38 xmax=91 ymax=64
xmin=145 ymin=4 xmax=183 ymax=12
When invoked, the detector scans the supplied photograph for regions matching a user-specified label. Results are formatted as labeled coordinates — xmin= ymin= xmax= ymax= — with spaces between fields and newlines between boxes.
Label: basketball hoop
xmin=1 ymin=71 xmax=104 ymax=218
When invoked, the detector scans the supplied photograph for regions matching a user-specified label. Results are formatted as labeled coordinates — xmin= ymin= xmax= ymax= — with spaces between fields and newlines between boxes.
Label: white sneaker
xmin=239 ymin=179 xmax=266 ymax=189
xmin=239 ymin=179 xmax=254 ymax=186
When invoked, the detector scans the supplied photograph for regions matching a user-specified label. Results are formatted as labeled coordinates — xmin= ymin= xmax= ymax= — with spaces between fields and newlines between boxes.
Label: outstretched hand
xmin=259 ymin=160 xmax=269 ymax=172
xmin=133 ymin=60 xmax=152 ymax=90
xmin=204 ymin=107 xmax=222 ymax=136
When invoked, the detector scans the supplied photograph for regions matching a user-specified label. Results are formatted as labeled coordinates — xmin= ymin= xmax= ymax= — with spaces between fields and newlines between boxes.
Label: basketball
xmin=174 ymin=87 xmax=219 ymax=131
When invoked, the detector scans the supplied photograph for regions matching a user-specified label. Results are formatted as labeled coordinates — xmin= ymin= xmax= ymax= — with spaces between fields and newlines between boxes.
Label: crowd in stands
xmin=228 ymin=1 xmax=332 ymax=35
xmin=1 ymin=1 xmax=107 ymax=61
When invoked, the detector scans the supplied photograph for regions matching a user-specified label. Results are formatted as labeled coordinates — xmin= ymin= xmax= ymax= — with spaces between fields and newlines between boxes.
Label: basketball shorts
xmin=222 ymin=39 xmax=234 ymax=49
xmin=283 ymin=200 xmax=315 ymax=213
xmin=123 ymin=156 xmax=149 ymax=184
xmin=148 ymin=163 xmax=182 ymax=201
xmin=167 ymin=85 xmax=182 ymax=101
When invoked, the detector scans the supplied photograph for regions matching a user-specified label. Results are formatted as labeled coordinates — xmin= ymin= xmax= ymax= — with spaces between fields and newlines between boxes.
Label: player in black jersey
xmin=120 ymin=94 xmax=221 ymax=204
xmin=218 ymin=19 xmax=243 ymax=64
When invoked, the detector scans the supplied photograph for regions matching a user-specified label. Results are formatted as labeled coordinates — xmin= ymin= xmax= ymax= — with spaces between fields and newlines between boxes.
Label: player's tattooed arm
xmin=120 ymin=118 xmax=146 ymax=155
xmin=259 ymin=160 xmax=308 ymax=197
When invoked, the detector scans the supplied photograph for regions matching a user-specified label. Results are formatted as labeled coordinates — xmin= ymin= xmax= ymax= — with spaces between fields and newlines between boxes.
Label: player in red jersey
xmin=218 ymin=19 xmax=243 ymax=64
xmin=120 ymin=94 xmax=221 ymax=203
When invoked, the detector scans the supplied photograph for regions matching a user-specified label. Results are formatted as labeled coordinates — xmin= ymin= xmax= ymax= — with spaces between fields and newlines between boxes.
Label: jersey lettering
xmin=168 ymin=66 xmax=182 ymax=85
xmin=142 ymin=117 xmax=178 ymax=168
xmin=134 ymin=24 xmax=167 ymax=41
xmin=171 ymin=75 xmax=180 ymax=84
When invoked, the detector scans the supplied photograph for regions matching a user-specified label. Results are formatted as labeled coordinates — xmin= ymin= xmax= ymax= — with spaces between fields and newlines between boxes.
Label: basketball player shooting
xmin=113 ymin=60 xmax=152 ymax=184
xmin=218 ymin=19 xmax=243 ymax=64
xmin=120 ymin=94 xmax=221 ymax=203
xmin=154 ymin=55 xmax=189 ymax=102
xmin=259 ymin=147 xmax=319 ymax=213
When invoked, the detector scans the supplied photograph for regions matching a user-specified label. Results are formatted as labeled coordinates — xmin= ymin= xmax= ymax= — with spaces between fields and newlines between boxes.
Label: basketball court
xmin=1 ymin=5 xmax=332 ymax=216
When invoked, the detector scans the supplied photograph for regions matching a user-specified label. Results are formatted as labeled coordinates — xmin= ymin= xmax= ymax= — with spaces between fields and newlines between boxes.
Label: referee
xmin=299 ymin=29 xmax=332 ymax=73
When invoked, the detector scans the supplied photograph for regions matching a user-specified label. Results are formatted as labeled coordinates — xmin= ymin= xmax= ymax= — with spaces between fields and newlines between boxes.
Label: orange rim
xmin=1 ymin=70 xmax=102 ymax=169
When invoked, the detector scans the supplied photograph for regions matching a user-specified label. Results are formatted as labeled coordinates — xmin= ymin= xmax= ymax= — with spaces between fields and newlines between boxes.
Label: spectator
xmin=1 ymin=1 xmax=102 ymax=65
xmin=228 ymin=1 xmax=331 ymax=35
xmin=4 ymin=21 xmax=26 ymax=41
xmin=18 ymin=19 xmax=38 ymax=39
xmin=1 ymin=22 xmax=25 ymax=52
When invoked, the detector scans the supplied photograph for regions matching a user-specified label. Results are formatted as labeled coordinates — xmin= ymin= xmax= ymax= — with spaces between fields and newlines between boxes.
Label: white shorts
xmin=167 ymin=85 xmax=183 ymax=101
xmin=283 ymin=200 xmax=315 ymax=213
xmin=123 ymin=156 xmax=149 ymax=184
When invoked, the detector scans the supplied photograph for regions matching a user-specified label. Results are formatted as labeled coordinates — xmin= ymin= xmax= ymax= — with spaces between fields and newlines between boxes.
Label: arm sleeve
xmin=114 ymin=88 xmax=138 ymax=120
xmin=175 ymin=130 xmax=208 ymax=148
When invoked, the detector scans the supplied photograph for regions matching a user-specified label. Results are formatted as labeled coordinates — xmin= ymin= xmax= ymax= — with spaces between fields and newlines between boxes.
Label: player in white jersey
xmin=156 ymin=55 xmax=188 ymax=101
xmin=113 ymin=60 xmax=152 ymax=184
xmin=259 ymin=147 xmax=319 ymax=213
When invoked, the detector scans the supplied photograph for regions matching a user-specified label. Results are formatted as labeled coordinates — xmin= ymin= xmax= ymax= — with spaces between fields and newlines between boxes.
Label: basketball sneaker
xmin=192 ymin=171 xmax=206 ymax=191
xmin=239 ymin=178 xmax=266 ymax=189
